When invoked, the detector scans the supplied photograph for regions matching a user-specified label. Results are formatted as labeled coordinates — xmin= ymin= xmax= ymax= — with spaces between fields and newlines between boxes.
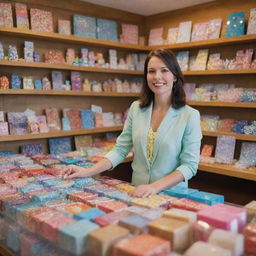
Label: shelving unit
xmin=0 ymin=0 xmax=255 ymax=186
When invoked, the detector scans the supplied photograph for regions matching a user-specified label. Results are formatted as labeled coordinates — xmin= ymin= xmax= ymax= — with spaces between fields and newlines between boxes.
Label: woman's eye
xmin=162 ymin=69 xmax=169 ymax=72
xmin=148 ymin=70 xmax=155 ymax=73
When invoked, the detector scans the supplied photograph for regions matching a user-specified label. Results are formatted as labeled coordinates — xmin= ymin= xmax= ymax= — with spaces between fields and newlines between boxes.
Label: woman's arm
xmin=130 ymin=170 xmax=184 ymax=197
xmin=64 ymin=158 xmax=113 ymax=179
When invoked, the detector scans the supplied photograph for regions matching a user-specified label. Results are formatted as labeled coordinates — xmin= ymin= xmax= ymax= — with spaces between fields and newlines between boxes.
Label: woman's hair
xmin=139 ymin=49 xmax=186 ymax=109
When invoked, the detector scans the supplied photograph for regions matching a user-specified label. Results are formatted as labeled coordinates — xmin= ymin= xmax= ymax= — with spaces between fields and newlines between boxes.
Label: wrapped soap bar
xmin=187 ymin=191 xmax=224 ymax=205
xmin=244 ymin=200 xmax=256 ymax=221
xmin=56 ymin=202 xmax=91 ymax=215
xmin=32 ymin=191 xmax=65 ymax=203
xmin=97 ymin=200 xmax=128 ymax=213
xmin=243 ymin=223 xmax=256 ymax=255
xmin=170 ymin=198 xmax=210 ymax=212
xmin=116 ymin=183 xmax=135 ymax=193
xmin=72 ymin=177 xmax=100 ymax=188
xmin=104 ymin=190 xmax=134 ymax=204
xmin=6 ymin=223 xmax=21 ymax=252
xmin=74 ymin=207 xmax=105 ymax=221
xmin=148 ymin=217 xmax=190 ymax=252
xmin=197 ymin=205 xmax=239 ymax=232
xmin=210 ymin=203 xmax=247 ymax=231
xmin=192 ymin=220 xmax=214 ymax=242
xmin=162 ymin=187 xmax=198 ymax=198
xmin=87 ymin=224 xmax=130 ymax=256
xmin=184 ymin=241 xmax=232 ymax=256
xmin=163 ymin=208 xmax=197 ymax=223
xmin=119 ymin=215 xmax=150 ymax=234
xmin=113 ymin=233 xmax=171 ymax=256
xmin=125 ymin=205 xmax=147 ymax=215
xmin=69 ymin=191 xmax=98 ymax=203
xmin=0 ymin=216 xmax=7 ymax=240
xmin=20 ymin=231 xmax=39 ymax=256
xmin=58 ymin=219 xmax=99 ymax=255
xmin=208 ymin=229 xmax=244 ymax=256
xmin=40 ymin=213 xmax=75 ymax=242
xmin=140 ymin=207 xmax=165 ymax=220
xmin=87 ymin=196 xmax=114 ymax=207
xmin=0 ymin=193 xmax=22 ymax=211
xmin=94 ymin=210 xmax=131 ymax=227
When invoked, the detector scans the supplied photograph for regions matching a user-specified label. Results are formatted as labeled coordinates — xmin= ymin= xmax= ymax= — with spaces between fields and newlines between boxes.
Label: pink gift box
xmin=197 ymin=204 xmax=239 ymax=232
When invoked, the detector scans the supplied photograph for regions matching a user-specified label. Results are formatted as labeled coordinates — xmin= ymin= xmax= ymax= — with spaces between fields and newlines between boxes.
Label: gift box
xmin=58 ymin=219 xmax=99 ymax=255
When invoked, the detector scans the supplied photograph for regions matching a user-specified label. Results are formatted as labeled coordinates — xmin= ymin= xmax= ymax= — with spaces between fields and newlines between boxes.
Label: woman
xmin=64 ymin=49 xmax=202 ymax=198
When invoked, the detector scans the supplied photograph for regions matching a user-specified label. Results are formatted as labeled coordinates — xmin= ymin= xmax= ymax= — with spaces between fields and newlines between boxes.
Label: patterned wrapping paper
xmin=97 ymin=200 xmax=128 ymax=213
xmin=191 ymin=22 xmax=208 ymax=42
xmin=30 ymin=8 xmax=53 ymax=33
xmin=113 ymin=233 xmax=170 ymax=256
xmin=80 ymin=109 xmax=94 ymax=129
xmin=64 ymin=109 xmax=82 ymax=130
xmin=225 ymin=12 xmax=245 ymax=37
xmin=97 ymin=18 xmax=118 ymax=42
xmin=45 ymin=108 xmax=61 ymax=131
xmin=58 ymin=19 xmax=71 ymax=35
xmin=72 ymin=177 xmax=100 ymax=188
xmin=148 ymin=27 xmax=164 ymax=46
xmin=176 ymin=21 xmax=192 ymax=43
xmin=21 ymin=144 xmax=43 ymax=157
xmin=167 ymin=27 xmax=179 ymax=44
xmin=193 ymin=49 xmax=209 ymax=71
xmin=20 ymin=231 xmax=40 ymax=256
xmin=74 ymin=135 xmax=93 ymax=151
xmin=0 ymin=3 xmax=13 ymax=27
xmin=15 ymin=3 xmax=29 ymax=29
xmin=206 ymin=19 xmax=222 ymax=39
xmin=247 ymin=8 xmax=256 ymax=35
xmin=7 ymin=112 xmax=28 ymax=135
xmin=120 ymin=23 xmax=139 ymax=45
xmin=215 ymin=135 xmax=236 ymax=164
xmin=0 ymin=193 xmax=22 ymax=211
xmin=73 ymin=14 xmax=97 ymax=39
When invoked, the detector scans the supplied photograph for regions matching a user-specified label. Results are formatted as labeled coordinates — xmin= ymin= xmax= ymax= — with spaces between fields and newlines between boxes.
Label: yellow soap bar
xmin=163 ymin=208 xmax=197 ymax=223
xmin=148 ymin=217 xmax=190 ymax=252
xmin=87 ymin=224 xmax=130 ymax=256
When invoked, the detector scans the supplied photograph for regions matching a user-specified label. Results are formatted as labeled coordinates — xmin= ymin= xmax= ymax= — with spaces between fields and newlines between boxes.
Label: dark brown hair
xmin=139 ymin=49 xmax=186 ymax=109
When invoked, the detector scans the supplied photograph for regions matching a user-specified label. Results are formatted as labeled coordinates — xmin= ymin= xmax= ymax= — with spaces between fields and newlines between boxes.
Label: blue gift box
xmin=58 ymin=219 xmax=99 ymax=255
xmin=187 ymin=191 xmax=224 ymax=205
xmin=73 ymin=15 xmax=96 ymax=39
xmin=97 ymin=18 xmax=118 ymax=42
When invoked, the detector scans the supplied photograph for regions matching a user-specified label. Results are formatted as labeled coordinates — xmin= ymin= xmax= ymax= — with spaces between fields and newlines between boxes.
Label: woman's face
xmin=147 ymin=56 xmax=176 ymax=98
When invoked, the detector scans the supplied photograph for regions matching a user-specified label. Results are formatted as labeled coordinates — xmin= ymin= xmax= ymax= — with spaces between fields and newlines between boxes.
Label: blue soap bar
xmin=41 ymin=178 xmax=62 ymax=188
xmin=119 ymin=215 xmax=149 ymax=234
xmin=58 ymin=219 xmax=99 ymax=255
xmin=19 ymin=184 xmax=44 ymax=194
xmin=6 ymin=224 xmax=20 ymax=252
xmin=162 ymin=188 xmax=198 ymax=198
xmin=74 ymin=208 xmax=105 ymax=221
xmin=187 ymin=191 xmax=224 ymax=205
xmin=73 ymin=177 xmax=100 ymax=188
xmin=33 ymin=191 xmax=65 ymax=203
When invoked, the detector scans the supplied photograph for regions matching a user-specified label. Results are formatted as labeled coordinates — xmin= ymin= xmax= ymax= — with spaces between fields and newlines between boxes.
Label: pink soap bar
xmin=113 ymin=233 xmax=171 ymax=256
xmin=171 ymin=198 xmax=209 ymax=212
xmin=211 ymin=203 xmax=247 ymax=231
xmin=97 ymin=200 xmax=128 ymax=213
xmin=192 ymin=220 xmax=214 ymax=242
xmin=41 ymin=213 xmax=75 ymax=241
xmin=69 ymin=191 xmax=98 ymax=203
xmin=94 ymin=210 xmax=131 ymax=227
xmin=198 ymin=206 xmax=239 ymax=232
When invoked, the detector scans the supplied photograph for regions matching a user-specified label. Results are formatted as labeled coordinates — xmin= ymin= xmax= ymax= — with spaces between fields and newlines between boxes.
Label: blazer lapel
xmin=150 ymin=106 xmax=179 ymax=166
xmin=140 ymin=102 xmax=153 ymax=169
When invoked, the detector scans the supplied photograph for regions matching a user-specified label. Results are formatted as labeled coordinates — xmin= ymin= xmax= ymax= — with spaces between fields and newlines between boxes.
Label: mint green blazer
xmin=105 ymin=101 xmax=202 ymax=186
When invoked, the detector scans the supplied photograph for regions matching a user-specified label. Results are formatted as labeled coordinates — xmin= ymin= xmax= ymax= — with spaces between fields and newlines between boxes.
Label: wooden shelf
xmin=123 ymin=157 xmax=256 ymax=181
xmin=0 ymin=60 xmax=143 ymax=75
xmin=188 ymin=101 xmax=256 ymax=108
xmin=199 ymin=162 xmax=256 ymax=181
xmin=0 ymin=243 xmax=13 ymax=256
xmin=0 ymin=126 xmax=123 ymax=142
xmin=0 ymin=27 xmax=147 ymax=51
xmin=183 ymin=69 xmax=256 ymax=76
xmin=148 ymin=34 xmax=256 ymax=51
xmin=0 ymin=89 xmax=140 ymax=97
xmin=203 ymin=131 xmax=256 ymax=141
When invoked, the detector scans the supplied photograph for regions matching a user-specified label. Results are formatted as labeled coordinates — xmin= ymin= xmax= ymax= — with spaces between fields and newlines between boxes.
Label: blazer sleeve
xmin=104 ymin=101 xmax=135 ymax=168
xmin=176 ymin=109 xmax=202 ymax=182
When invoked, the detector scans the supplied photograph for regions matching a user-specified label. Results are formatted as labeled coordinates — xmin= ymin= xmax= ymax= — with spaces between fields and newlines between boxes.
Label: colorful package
xmin=15 ymin=3 xmax=29 ymax=29
xmin=30 ymin=8 xmax=53 ymax=33
xmin=97 ymin=18 xmax=118 ymax=42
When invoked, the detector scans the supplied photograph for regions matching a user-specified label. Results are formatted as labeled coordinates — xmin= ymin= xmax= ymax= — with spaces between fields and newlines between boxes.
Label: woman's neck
xmin=154 ymin=95 xmax=171 ymax=110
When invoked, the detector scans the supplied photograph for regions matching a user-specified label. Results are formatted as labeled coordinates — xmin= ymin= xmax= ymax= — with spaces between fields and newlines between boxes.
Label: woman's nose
xmin=154 ymin=70 xmax=162 ymax=79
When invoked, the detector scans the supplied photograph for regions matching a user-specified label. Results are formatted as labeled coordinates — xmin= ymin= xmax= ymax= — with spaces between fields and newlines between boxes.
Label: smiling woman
xmin=63 ymin=49 xmax=202 ymax=198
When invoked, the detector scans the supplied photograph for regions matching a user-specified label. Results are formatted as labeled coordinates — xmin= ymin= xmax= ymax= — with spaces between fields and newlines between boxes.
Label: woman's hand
xmin=129 ymin=184 xmax=157 ymax=198
xmin=63 ymin=165 xmax=92 ymax=179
